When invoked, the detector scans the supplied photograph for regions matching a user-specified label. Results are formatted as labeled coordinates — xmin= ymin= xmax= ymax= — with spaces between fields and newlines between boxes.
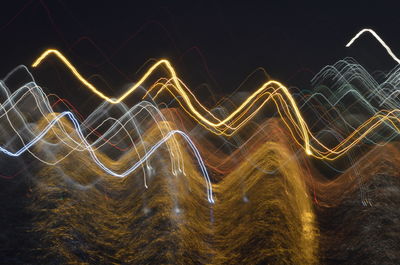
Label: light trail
xmin=0 ymin=74 xmax=184 ymax=190
xmin=0 ymin=110 xmax=215 ymax=203
xmin=3 ymin=53 xmax=400 ymax=198
xmin=32 ymin=49 xmax=312 ymax=155
xmin=31 ymin=49 xmax=400 ymax=160
xmin=346 ymin=28 xmax=400 ymax=64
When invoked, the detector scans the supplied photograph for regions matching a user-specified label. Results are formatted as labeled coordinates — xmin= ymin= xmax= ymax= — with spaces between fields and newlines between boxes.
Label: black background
xmin=0 ymin=0 xmax=399 ymax=100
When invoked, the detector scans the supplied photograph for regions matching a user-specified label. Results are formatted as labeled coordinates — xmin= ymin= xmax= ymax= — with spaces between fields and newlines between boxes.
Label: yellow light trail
xmin=32 ymin=49 xmax=312 ymax=155
xmin=32 ymin=49 xmax=400 ymax=160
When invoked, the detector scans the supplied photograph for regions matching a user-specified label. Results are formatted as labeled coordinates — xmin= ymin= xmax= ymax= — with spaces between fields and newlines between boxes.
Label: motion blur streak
xmin=2 ymin=32 xmax=400 ymax=264
xmin=32 ymin=49 xmax=312 ymax=155
xmin=346 ymin=28 xmax=400 ymax=64
xmin=32 ymin=49 xmax=400 ymax=160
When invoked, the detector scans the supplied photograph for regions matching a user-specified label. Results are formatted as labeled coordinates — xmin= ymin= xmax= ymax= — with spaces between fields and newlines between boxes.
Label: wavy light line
xmin=30 ymin=49 xmax=400 ymax=161
xmin=0 ymin=109 xmax=214 ymax=203
xmin=346 ymin=28 xmax=400 ymax=64
xmin=32 ymin=49 xmax=312 ymax=155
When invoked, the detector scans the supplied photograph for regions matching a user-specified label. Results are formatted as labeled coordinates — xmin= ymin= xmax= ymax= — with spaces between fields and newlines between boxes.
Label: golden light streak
xmin=32 ymin=49 xmax=400 ymax=160
xmin=32 ymin=49 xmax=312 ymax=155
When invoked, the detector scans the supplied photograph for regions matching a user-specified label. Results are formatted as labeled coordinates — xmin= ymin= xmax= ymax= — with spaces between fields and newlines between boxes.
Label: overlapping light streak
xmin=0 ymin=71 xmax=214 ymax=202
xmin=32 ymin=49 xmax=312 ymax=154
xmin=1 ymin=32 xmax=400 ymax=204
xmin=1 ymin=28 xmax=399 ymax=265
xmin=31 ymin=49 xmax=400 ymax=160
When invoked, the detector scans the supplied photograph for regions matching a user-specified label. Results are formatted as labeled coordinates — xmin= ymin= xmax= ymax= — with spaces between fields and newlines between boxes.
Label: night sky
xmin=0 ymin=0 xmax=399 ymax=100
